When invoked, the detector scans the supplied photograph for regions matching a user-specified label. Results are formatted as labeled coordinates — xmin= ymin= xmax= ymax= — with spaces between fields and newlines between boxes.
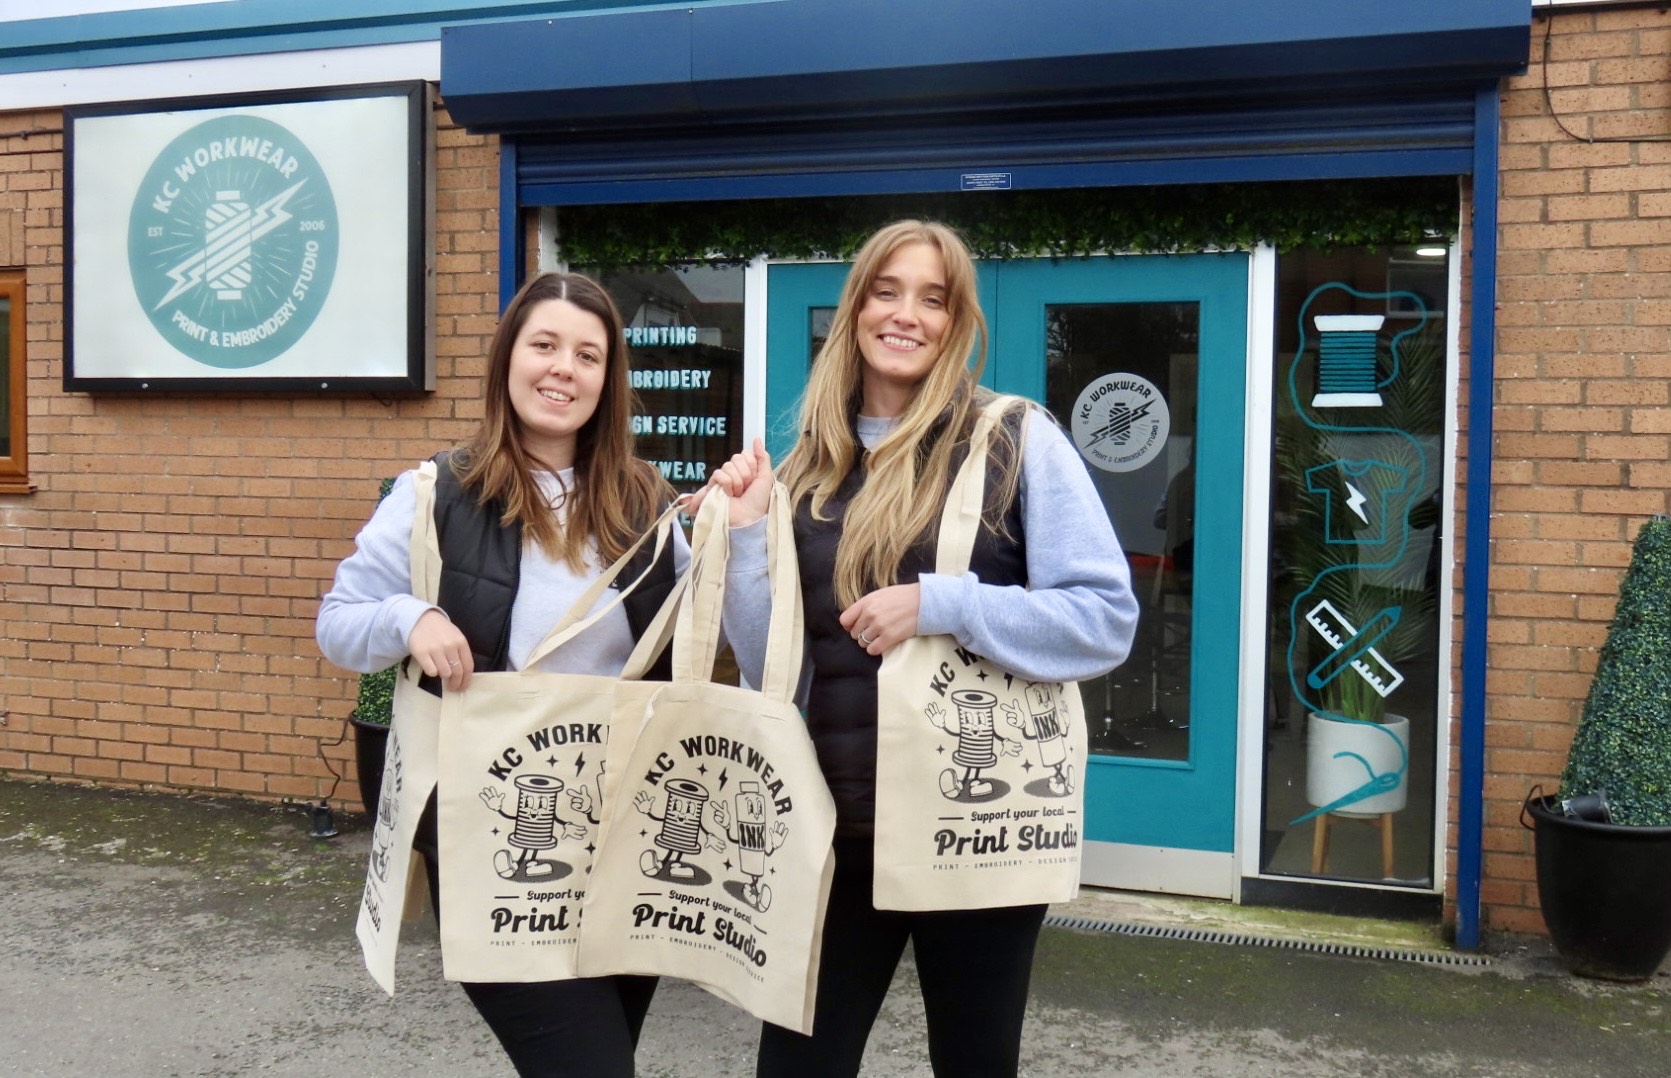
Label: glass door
xmin=994 ymin=255 xmax=1248 ymax=897
xmin=766 ymin=253 xmax=1250 ymax=898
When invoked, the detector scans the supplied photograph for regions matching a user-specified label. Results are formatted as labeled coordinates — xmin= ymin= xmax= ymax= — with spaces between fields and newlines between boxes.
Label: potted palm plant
xmin=1523 ymin=515 xmax=1671 ymax=981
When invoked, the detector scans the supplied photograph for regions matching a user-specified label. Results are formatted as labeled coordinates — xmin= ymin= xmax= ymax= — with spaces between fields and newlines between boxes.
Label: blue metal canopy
xmin=441 ymin=0 xmax=1530 ymax=134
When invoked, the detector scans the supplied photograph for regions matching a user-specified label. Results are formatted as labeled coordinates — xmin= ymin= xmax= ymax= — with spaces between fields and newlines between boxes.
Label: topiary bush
xmin=351 ymin=664 xmax=397 ymax=726
xmin=1559 ymin=516 xmax=1671 ymax=827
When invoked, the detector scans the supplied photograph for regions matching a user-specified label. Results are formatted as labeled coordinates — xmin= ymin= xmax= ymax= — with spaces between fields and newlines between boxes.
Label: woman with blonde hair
xmin=713 ymin=220 xmax=1138 ymax=1077
xmin=318 ymin=271 xmax=685 ymax=1077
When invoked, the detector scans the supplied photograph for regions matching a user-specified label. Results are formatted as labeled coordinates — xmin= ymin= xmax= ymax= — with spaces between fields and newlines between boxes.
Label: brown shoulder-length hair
xmin=778 ymin=220 xmax=1021 ymax=608
xmin=455 ymin=271 xmax=672 ymax=568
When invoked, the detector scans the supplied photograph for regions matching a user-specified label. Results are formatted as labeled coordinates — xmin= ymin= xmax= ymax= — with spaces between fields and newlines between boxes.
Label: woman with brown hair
xmin=712 ymin=221 xmax=1139 ymax=1077
xmin=317 ymin=271 xmax=684 ymax=1077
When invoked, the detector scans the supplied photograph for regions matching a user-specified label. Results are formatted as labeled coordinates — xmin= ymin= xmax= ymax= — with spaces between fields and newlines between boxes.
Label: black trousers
xmin=414 ymin=797 xmax=657 ymax=1078
xmin=756 ymin=835 xmax=1047 ymax=1078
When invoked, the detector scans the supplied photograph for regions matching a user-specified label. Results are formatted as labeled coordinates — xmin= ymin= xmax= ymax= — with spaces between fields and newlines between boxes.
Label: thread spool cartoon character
xmin=479 ymin=773 xmax=591 ymax=880
xmin=929 ymin=689 xmax=1020 ymax=799
xmin=712 ymin=780 xmax=787 ymax=911
xmin=1004 ymin=681 xmax=1074 ymax=795
xmin=634 ymin=778 xmax=726 ymax=880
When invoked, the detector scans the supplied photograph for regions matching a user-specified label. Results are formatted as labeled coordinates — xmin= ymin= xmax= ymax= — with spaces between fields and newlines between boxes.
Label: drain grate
xmin=1043 ymin=914 xmax=1495 ymax=968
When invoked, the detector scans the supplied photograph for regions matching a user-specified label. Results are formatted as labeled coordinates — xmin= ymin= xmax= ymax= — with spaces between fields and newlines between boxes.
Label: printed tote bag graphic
xmin=581 ymin=486 xmax=837 ymax=1034
xmin=357 ymin=460 xmax=445 ymax=995
xmin=434 ymin=502 xmax=689 ymax=984
xmin=874 ymin=397 xmax=1088 ymax=911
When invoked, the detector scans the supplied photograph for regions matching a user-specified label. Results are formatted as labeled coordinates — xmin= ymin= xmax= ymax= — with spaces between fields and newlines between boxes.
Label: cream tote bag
xmin=873 ymin=398 xmax=1088 ymax=911
xmin=580 ymin=486 xmax=837 ymax=1035
xmin=357 ymin=461 xmax=445 ymax=996
xmin=433 ymin=501 xmax=690 ymax=984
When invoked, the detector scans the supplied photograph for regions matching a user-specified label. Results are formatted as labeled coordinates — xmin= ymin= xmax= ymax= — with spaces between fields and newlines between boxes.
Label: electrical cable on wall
xmin=1540 ymin=12 xmax=1671 ymax=143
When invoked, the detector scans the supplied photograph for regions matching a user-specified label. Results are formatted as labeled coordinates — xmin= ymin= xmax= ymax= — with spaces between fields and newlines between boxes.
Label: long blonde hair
xmin=456 ymin=271 xmax=671 ymax=568
xmin=778 ymin=221 xmax=1021 ymax=608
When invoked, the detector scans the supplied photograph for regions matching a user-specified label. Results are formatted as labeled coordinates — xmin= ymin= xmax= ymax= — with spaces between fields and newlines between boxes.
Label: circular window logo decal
xmin=128 ymin=114 xmax=338 ymax=369
xmin=1070 ymin=373 xmax=1170 ymax=473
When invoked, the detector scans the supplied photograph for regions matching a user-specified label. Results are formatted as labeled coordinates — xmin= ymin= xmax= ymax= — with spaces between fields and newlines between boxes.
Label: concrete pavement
xmin=2 ymin=777 xmax=1667 ymax=1077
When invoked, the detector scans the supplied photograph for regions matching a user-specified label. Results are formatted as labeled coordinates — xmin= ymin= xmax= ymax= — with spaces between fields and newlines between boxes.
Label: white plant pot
xmin=1305 ymin=712 xmax=1410 ymax=816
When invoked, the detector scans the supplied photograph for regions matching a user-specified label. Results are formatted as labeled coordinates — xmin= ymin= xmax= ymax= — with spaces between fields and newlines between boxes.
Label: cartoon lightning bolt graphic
xmin=573 ymin=752 xmax=586 ymax=778
xmin=1344 ymin=481 xmax=1369 ymax=524
xmin=717 ymin=768 xmax=730 ymax=791
xmin=152 ymin=180 xmax=307 ymax=311
xmin=1085 ymin=399 xmax=1155 ymax=449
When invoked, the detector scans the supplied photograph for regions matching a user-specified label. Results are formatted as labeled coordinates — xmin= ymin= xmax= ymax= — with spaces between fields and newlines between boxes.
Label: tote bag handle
xmin=398 ymin=461 xmax=445 ymax=688
xmin=934 ymin=396 xmax=1027 ymax=578
xmin=676 ymin=483 xmax=803 ymax=703
xmin=518 ymin=498 xmax=685 ymax=671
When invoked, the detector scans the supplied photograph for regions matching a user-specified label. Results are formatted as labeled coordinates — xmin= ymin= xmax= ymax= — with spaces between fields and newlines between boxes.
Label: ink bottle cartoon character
xmin=1004 ymin=681 xmax=1074 ymax=795
xmin=713 ymin=780 xmax=787 ymax=911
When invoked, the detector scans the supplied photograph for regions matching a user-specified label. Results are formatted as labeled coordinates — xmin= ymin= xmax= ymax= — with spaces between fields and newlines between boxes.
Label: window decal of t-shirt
xmin=1305 ymin=459 xmax=1410 ymax=546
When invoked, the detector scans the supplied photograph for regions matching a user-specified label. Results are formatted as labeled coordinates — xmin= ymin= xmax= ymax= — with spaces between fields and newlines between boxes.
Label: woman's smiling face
xmin=507 ymin=297 xmax=608 ymax=470
xmin=856 ymin=241 xmax=950 ymax=418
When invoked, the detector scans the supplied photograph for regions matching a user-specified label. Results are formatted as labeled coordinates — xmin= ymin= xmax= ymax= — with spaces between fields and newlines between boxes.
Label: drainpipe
xmin=1456 ymin=83 xmax=1500 ymax=952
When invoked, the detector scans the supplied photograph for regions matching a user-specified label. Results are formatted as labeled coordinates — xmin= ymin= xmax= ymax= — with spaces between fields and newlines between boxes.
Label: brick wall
xmin=0 ymin=100 xmax=499 ymax=809
xmin=1486 ymin=6 xmax=1671 ymax=935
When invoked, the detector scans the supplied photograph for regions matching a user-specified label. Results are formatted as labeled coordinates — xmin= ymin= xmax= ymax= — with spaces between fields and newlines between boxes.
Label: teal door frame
xmin=765 ymin=253 xmax=1250 ymax=873
xmin=994 ymin=254 xmax=1248 ymax=855
xmin=764 ymin=262 xmax=997 ymax=461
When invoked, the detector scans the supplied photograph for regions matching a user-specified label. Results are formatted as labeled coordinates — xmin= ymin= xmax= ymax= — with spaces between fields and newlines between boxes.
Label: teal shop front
xmin=768 ymin=254 xmax=1248 ymax=895
xmin=440 ymin=0 xmax=1529 ymax=937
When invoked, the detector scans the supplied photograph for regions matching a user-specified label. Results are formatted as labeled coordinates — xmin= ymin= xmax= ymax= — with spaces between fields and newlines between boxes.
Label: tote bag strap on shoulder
xmin=935 ymin=395 xmax=1029 ymax=578
xmin=399 ymin=460 xmax=445 ymax=689
xmin=410 ymin=461 xmax=442 ymax=606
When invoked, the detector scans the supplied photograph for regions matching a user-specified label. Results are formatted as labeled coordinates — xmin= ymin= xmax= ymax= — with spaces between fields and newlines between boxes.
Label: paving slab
xmin=2 ymin=778 xmax=1667 ymax=1077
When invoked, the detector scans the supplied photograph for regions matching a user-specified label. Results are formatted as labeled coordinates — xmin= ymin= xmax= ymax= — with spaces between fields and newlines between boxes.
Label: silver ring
xmin=447 ymin=659 xmax=461 ymax=667
xmin=857 ymin=631 xmax=873 ymax=647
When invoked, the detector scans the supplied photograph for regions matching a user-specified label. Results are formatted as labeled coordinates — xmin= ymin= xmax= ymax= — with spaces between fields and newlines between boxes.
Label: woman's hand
xmin=408 ymin=608 xmax=473 ymax=691
xmin=839 ymin=583 xmax=921 ymax=655
xmin=687 ymin=438 xmax=775 ymax=526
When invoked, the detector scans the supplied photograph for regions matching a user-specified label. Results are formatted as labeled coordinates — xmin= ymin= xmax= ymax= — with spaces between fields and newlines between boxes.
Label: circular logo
xmin=128 ymin=114 xmax=338 ymax=369
xmin=1070 ymin=373 xmax=1170 ymax=473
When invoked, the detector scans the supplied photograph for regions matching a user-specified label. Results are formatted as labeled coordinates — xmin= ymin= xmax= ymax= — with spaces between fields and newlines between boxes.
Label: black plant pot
xmin=351 ymin=719 xmax=392 ymax=817
xmin=1524 ymin=793 xmax=1671 ymax=981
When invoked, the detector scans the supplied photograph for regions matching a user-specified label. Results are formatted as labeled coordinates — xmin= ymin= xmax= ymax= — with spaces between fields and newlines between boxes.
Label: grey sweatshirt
xmin=316 ymin=466 xmax=691 ymax=676
xmin=721 ymin=408 xmax=1139 ymax=691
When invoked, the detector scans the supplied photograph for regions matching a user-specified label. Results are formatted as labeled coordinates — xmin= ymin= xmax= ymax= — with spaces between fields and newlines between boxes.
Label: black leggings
xmin=755 ymin=835 xmax=1047 ymax=1078
xmin=414 ymin=797 xmax=657 ymax=1078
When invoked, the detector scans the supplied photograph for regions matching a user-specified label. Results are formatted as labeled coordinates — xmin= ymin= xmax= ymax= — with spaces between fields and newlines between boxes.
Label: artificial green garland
xmin=558 ymin=178 xmax=1457 ymax=267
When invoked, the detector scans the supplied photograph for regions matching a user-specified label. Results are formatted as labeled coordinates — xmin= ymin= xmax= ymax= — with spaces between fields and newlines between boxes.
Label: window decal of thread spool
xmin=1311 ymin=314 xmax=1385 ymax=409
xmin=204 ymin=190 xmax=255 ymax=301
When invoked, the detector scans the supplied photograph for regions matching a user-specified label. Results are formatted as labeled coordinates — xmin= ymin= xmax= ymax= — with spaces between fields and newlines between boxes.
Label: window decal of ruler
xmin=1303 ymin=599 xmax=1404 ymax=697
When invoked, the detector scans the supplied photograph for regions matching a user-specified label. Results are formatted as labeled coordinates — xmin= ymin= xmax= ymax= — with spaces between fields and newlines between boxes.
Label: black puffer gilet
xmin=418 ymin=451 xmax=676 ymax=695
xmin=798 ymin=408 xmax=1027 ymax=837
